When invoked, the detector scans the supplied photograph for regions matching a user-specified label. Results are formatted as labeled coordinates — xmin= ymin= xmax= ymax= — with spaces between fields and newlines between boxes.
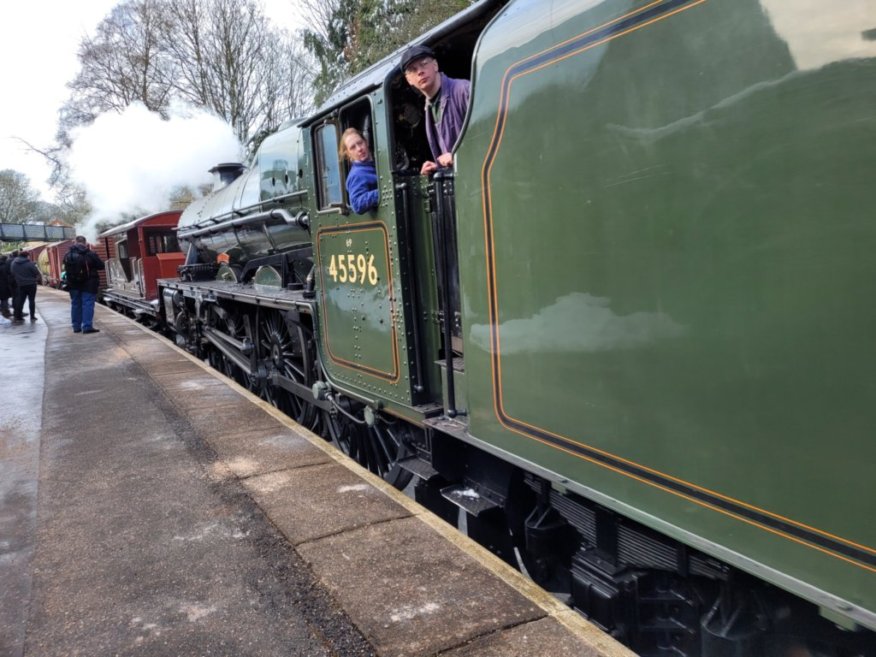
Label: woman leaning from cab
xmin=340 ymin=128 xmax=379 ymax=214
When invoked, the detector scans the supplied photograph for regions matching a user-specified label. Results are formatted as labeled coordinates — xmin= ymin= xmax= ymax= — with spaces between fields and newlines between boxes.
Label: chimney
xmin=209 ymin=163 xmax=246 ymax=191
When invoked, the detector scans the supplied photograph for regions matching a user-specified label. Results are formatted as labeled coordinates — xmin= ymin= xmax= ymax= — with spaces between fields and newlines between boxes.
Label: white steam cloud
xmin=68 ymin=101 xmax=242 ymax=241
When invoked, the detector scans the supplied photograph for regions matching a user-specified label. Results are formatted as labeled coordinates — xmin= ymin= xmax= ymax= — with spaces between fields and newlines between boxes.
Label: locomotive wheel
xmin=322 ymin=401 xmax=413 ymax=490
xmin=258 ymin=310 xmax=317 ymax=427
xmin=364 ymin=420 xmax=414 ymax=490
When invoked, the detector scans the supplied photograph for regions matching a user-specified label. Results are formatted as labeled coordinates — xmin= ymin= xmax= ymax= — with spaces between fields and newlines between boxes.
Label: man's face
xmin=404 ymin=57 xmax=440 ymax=97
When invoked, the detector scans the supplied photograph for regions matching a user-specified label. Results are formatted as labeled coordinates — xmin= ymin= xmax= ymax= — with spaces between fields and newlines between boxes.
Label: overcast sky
xmin=0 ymin=0 xmax=304 ymax=201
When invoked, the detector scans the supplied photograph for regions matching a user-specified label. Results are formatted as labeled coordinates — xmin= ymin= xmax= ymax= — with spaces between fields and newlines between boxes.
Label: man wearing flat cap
xmin=400 ymin=44 xmax=471 ymax=175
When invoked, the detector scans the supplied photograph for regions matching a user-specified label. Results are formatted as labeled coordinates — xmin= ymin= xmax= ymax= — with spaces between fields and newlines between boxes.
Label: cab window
xmin=315 ymin=124 xmax=343 ymax=209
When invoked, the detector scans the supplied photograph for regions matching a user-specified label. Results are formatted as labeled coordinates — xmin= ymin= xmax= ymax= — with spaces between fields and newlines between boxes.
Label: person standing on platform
xmin=0 ymin=253 xmax=10 ymax=317
xmin=5 ymin=250 xmax=18 ymax=312
xmin=9 ymin=251 xmax=42 ymax=321
xmin=64 ymin=236 xmax=105 ymax=334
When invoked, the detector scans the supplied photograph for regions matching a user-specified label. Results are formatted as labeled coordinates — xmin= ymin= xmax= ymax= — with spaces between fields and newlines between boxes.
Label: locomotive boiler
xmin=136 ymin=1 xmax=876 ymax=655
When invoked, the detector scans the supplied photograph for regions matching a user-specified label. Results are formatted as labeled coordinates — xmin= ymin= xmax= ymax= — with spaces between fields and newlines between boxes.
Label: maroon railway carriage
xmin=43 ymin=240 xmax=74 ymax=288
xmin=98 ymin=210 xmax=183 ymax=321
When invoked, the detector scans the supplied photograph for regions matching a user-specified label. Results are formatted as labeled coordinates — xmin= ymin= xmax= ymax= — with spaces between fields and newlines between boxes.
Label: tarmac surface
xmin=0 ymin=289 xmax=634 ymax=657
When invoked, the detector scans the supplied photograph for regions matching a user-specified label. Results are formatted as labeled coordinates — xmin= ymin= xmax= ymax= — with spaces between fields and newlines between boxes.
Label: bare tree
xmin=263 ymin=36 xmax=315 ymax=123
xmin=165 ymin=0 xmax=313 ymax=151
xmin=298 ymin=0 xmax=340 ymax=41
xmin=9 ymin=138 xmax=92 ymax=228
xmin=65 ymin=0 xmax=175 ymax=125
xmin=0 ymin=170 xmax=42 ymax=224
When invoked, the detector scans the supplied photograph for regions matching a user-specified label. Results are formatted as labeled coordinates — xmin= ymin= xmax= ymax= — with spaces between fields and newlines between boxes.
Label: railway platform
xmin=0 ymin=288 xmax=632 ymax=657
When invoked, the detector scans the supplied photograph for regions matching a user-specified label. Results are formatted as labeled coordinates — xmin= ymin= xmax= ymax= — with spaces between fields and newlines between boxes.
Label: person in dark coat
xmin=65 ymin=236 xmax=105 ymax=333
xmin=0 ymin=253 xmax=10 ymax=317
xmin=10 ymin=251 xmax=43 ymax=321
xmin=5 ymin=250 xmax=18 ymax=313
xmin=400 ymin=44 xmax=471 ymax=175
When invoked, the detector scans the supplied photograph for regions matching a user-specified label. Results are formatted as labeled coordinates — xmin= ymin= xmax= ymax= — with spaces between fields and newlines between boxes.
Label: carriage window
xmin=145 ymin=231 xmax=180 ymax=256
xmin=315 ymin=124 xmax=343 ymax=209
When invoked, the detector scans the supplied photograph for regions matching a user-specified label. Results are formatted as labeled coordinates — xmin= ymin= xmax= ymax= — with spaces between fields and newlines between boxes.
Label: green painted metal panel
xmin=457 ymin=0 xmax=876 ymax=618
xmin=306 ymin=95 xmax=424 ymax=407
xmin=316 ymin=221 xmax=401 ymax=385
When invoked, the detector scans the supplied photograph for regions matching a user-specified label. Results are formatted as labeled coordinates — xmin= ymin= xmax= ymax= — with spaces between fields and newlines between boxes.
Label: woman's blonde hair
xmin=339 ymin=127 xmax=366 ymax=161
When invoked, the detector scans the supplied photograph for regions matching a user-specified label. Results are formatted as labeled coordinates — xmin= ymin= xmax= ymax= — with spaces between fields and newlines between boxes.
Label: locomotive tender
xmin=110 ymin=1 xmax=876 ymax=654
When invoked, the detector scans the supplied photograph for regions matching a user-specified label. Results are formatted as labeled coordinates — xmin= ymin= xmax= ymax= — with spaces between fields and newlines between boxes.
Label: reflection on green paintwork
xmin=470 ymin=292 xmax=687 ymax=355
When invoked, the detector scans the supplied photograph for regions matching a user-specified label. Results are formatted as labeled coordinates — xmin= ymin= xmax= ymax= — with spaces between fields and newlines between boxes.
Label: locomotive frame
xmin=100 ymin=1 xmax=876 ymax=655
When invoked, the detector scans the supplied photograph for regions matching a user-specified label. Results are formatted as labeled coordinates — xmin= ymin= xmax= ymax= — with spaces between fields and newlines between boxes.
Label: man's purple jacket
xmin=424 ymin=73 xmax=471 ymax=164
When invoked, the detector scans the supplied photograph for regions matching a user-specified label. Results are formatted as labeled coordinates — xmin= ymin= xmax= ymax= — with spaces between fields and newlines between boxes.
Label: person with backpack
xmin=64 ymin=236 xmax=105 ymax=333
xmin=9 ymin=250 xmax=43 ymax=321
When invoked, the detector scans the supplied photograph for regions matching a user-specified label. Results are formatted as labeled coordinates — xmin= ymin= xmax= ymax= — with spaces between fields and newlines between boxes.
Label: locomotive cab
xmin=384 ymin=3 xmax=504 ymax=409
xmin=304 ymin=1 xmax=504 ymax=421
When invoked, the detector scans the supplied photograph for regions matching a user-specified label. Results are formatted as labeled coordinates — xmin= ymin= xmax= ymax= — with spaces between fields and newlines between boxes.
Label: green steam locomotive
xmin=153 ymin=0 xmax=876 ymax=654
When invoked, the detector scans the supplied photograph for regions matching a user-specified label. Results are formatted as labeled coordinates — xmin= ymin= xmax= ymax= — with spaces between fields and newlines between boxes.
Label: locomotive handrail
xmin=179 ymin=208 xmax=309 ymax=240
xmin=431 ymin=170 xmax=458 ymax=417
xmin=396 ymin=180 xmax=425 ymax=394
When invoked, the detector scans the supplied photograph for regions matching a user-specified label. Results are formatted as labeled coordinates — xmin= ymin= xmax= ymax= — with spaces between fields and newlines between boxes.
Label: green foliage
xmin=302 ymin=0 xmax=474 ymax=105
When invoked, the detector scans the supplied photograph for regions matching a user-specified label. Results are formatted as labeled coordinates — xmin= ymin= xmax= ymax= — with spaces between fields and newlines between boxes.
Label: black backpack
xmin=64 ymin=250 xmax=90 ymax=285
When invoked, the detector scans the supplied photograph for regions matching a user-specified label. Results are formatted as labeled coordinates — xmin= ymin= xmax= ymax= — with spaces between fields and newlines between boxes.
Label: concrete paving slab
xmin=297 ymin=516 xmax=544 ymax=657
xmin=0 ymin=309 xmax=46 ymax=657
xmin=207 ymin=427 xmax=332 ymax=478
xmin=137 ymin=356 xmax=199 ymax=373
xmin=157 ymin=378 xmax=234 ymax=398
xmin=119 ymin=338 xmax=179 ymax=353
xmin=10 ymin=291 xmax=376 ymax=657
xmin=129 ymin=352 xmax=192 ymax=369
xmin=164 ymin=382 xmax=246 ymax=406
xmin=150 ymin=370 xmax=230 ymax=389
xmin=441 ymin=616 xmax=605 ymax=657
xmin=182 ymin=402 xmax=286 ymax=436
xmin=122 ymin=344 xmax=191 ymax=364
xmin=243 ymin=463 xmax=411 ymax=544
